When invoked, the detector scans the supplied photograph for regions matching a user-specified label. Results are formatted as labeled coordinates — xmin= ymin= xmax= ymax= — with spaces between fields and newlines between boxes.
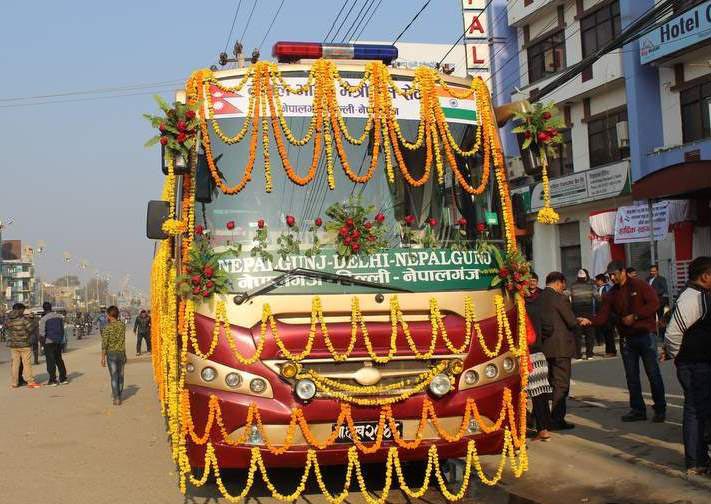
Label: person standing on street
xmin=528 ymin=272 xmax=543 ymax=299
xmin=585 ymin=261 xmax=666 ymax=423
xmin=648 ymin=264 xmax=669 ymax=338
xmin=662 ymin=256 xmax=711 ymax=476
xmin=101 ymin=305 xmax=126 ymax=406
xmin=525 ymin=279 xmax=553 ymax=441
xmin=133 ymin=309 xmax=151 ymax=356
xmin=571 ymin=270 xmax=596 ymax=360
xmin=6 ymin=303 xmax=40 ymax=389
xmin=594 ymin=274 xmax=617 ymax=357
xmin=539 ymin=272 xmax=581 ymax=431
xmin=39 ymin=302 xmax=68 ymax=386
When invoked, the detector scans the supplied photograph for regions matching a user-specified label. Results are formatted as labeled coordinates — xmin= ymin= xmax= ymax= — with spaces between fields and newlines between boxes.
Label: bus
xmin=147 ymin=41 xmax=530 ymax=501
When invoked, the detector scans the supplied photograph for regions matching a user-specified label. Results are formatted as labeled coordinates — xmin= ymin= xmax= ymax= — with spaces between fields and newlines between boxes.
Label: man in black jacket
xmin=540 ymin=271 xmax=582 ymax=430
xmin=663 ymin=256 xmax=711 ymax=476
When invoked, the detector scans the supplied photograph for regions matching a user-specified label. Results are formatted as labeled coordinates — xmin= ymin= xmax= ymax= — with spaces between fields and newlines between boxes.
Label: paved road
xmin=1 ymin=337 xmax=709 ymax=504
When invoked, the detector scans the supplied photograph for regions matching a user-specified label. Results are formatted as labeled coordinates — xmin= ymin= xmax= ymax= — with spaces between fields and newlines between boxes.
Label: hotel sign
xmin=461 ymin=0 xmax=490 ymax=80
xmin=640 ymin=0 xmax=711 ymax=64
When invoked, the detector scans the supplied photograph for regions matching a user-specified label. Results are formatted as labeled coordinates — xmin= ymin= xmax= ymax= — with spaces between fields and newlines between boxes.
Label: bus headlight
xmin=249 ymin=378 xmax=267 ymax=394
xmin=502 ymin=357 xmax=515 ymax=372
xmin=463 ymin=370 xmax=479 ymax=386
xmin=295 ymin=379 xmax=317 ymax=401
xmin=484 ymin=364 xmax=498 ymax=379
xmin=280 ymin=362 xmax=299 ymax=379
xmin=201 ymin=367 xmax=217 ymax=382
xmin=429 ymin=374 xmax=452 ymax=397
xmin=225 ymin=372 xmax=242 ymax=388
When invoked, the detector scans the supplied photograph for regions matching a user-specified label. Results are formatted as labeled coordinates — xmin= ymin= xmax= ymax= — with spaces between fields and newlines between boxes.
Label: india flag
xmin=436 ymin=87 xmax=478 ymax=125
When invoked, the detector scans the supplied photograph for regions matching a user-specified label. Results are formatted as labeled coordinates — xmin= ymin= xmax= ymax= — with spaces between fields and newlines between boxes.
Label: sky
xmin=0 ymin=0 xmax=464 ymax=296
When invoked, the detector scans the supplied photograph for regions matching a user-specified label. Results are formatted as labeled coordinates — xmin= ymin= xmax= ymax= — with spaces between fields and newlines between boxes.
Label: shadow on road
xmin=122 ymin=384 xmax=140 ymax=402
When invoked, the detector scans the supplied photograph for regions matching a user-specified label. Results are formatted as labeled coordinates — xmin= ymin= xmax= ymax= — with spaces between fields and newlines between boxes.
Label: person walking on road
xmin=584 ymin=261 xmax=667 ymax=423
xmin=539 ymin=272 xmax=582 ymax=431
xmin=662 ymin=256 xmax=711 ymax=476
xmin=525 ymin=280 xmax=553 ymax=441
xmin=648 ymin=264 xmax=670 ymax=339
xmin=39 ymin=302 xmax=68 ymax=386
xmin=101 ymin=305 xmax=126 ymax=406
xmin=571 ymin=269 xmax=596 ymax=360
xmin=6 ymin=303 xmax=40 ymax=389
xmin=133 ymin=309 xmax=151 ymax=356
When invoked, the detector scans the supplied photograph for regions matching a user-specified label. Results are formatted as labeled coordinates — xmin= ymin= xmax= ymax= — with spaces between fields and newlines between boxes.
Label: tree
xmin=85 ymin=278 xmax=109 ymax=304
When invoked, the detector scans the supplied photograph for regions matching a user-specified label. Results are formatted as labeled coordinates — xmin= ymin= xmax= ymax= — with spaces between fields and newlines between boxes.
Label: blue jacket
xmin=39 ymin=311 xmax=65 ymax=344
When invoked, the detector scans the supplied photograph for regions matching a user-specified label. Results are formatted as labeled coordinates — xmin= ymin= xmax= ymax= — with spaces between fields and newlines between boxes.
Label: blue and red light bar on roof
xmin=272 ymin=41 xmax=398 ymax=64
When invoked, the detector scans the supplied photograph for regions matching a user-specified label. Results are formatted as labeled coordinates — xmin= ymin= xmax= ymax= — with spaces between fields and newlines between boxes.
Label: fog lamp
xmin=295 ymin=379 xmax=317 ymax=401
xmin=281 ymin=362 xmax=298 ymax=379
xmin=467 ymin=419 xmax=479 ymax=434
xmin=247 ymin=425 xmax=263 ymax=445
xmin=429 ymin=374 xmax=452 ymax=397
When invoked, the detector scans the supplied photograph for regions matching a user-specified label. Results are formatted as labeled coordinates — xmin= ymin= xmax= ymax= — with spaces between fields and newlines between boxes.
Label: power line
xmin=438 ymin=0 xmax=495 ymax=67
xmin=324 ymin=0 xmax=350 ymax=41
xmin=224 ymin=0 xmax=244 ymax=53
xmin=341 ymin=0 xmax=375 ymax=43
xmin=0 ymin=79 xmax=184 ymax=103
xmin=0 ymin=87 xmax=179 ymax=109
xmin=330 ymin=0 xmax=360 ymax=42
xmin=239 ymin=0 xmax=259 ymax=47
xmin=392 ymin=0 xmax=432 ymax=45
xmin=355 ymin=0 xmax=383 ymax=40
xmin=346 ymin=0 xmax=377 ymax=42
xmin=258 ymin=0 xmax=287 ymax=51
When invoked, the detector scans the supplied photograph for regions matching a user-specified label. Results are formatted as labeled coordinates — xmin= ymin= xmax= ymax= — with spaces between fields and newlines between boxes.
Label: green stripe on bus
xmin=442 ymin=107 xmax=477 ymax=121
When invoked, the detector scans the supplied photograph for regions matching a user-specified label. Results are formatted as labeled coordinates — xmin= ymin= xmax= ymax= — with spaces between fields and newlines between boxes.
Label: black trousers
xmin=136 ymin=332 xmax=151 ymax=353
xmin=547 ymin=357 xmax=572 ymax=425
xmin=575 ymin=326 xmax=596 ymax=359
xmin=531 ymin=394 xmax=552 ymax=432
xmin=45 ymin=342 xmax=67 ymax=383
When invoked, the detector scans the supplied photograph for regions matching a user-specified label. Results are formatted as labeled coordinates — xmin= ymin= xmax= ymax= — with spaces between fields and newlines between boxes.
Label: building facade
xmin=1 ymin=240 xmax=37 ymax=309
xmin=495 ymin=0 xmax=711 ymax=292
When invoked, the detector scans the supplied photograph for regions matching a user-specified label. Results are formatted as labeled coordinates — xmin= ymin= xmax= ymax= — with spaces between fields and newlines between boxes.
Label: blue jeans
xmin=621 ymin=333 xmax=666 ymax=414
xmin=677 ymin=362 xmax=711 ymax=469
xmin=106 ymin=352 xmax=126 ymax=400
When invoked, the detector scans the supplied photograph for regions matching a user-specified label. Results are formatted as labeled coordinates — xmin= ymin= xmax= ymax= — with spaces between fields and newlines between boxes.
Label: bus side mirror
xmin=146 ymin=200 xmax=171 ymax=240
xmin=196 ymin=152 xmax=214 ymax=203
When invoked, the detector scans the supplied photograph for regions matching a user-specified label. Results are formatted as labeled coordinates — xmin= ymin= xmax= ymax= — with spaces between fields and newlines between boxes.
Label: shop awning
xmin=632 ymin=161 xmax=711 ymax=200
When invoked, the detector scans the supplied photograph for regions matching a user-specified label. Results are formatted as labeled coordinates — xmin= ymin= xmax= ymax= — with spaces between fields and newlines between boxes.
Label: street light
xmin=78 ymin=260 xmax=89 ymax=312
xmin=0 ymin=218 xmax=15 ymax=311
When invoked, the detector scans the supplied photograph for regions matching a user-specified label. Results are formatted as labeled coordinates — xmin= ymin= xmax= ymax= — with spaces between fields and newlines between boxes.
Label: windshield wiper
xmin=233 ymin=267 xmax=411 ymax=305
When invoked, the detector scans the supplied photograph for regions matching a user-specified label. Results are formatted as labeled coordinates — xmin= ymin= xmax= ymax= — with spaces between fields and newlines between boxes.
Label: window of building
xmin=548 ymin=128 xmax=574 ymax=177
xmin=527 ymin=30 xmax=566 ymax=84
xmin=680 ymin=79 xmax=711 ymax=143
xmin=588 ymin=109 xmax=627 ymax=167
xmin=581 ymin=0 xmax=621 ymax=58
xmin=559 ymin=222 xmax=581 ymax=283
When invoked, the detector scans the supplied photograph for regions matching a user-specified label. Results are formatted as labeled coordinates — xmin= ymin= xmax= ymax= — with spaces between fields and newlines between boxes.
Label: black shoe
xmin=550 ymin=421 xmax=575 ymax=431
xmin=621 ymin=410 xmax=647 ymax=422
xmin=652 ymin=411 xmax=666 ymax=423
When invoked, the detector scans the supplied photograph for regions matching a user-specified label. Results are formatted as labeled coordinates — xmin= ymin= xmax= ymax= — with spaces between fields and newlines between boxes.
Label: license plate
xmin=333 ymin=421 xmax=403 ymax=443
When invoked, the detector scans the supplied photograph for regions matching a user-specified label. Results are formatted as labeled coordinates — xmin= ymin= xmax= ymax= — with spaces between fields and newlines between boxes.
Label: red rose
xmin=193 ymin=286 xmax=201 ymax=295
xmin=203 ymin=266 xmax=214 ymax=278
xmin=314 ymin=217 xmax=323 ymax=227
xmin=339 ymin=226 xmax=349 ymax=237
xmin=506 ymin=283 xmax=514 ymax=292
xmin=286 ymin=215 xmax=296 ymax=227
xmin=537 ymin=132 xmax=549 ymax=143
xmin=542 ymin=111 xmax=552 ymax=120
xmin=477 ymin=223 xmax=486 ymax=233
xmin=177 ymin=120 xmax=187 ymax=132
xmin=499 ymin=268 xmax=509 ymax=278
xmin=404 ymin=215 xmax=416 ymax=226
xmin=194 ymin=224 xmax=204 ymax=235
xmin=346 ymin=218 xmax=354 ymax=227
xmin=257 ymin=219 xmax=265 ymax=229
xmin=375 ymin=213 xmax=385 ymax=223
xmin=185 ymin=110 xmax=196 ymax=120
xmin=351 ymin=243 xmax=360 ymax=252
xmin=513 ymin=272 xmax=522 ymax=281
xmin=364 ymin=221 xmax=372 ymax=230
xmin=159 ymin=136 xmax=168 ymax=145
xmin=352 ymin=230 xmax=361 ymax=240
xmin=206 ymin=280 xmax=214 ymax=289
xmin=177 ymin=132 xmax=187 ymax=143
xmin=515 ymin=283 xmax=523 ymax=291
xmin=428 ymin=217 xmax=437 ymax=227
xmin=524 ymin=131 xmax=532 ymax=139
xmin=367 ymin=235 xmax=377 ymax=242
xmin=191 ymin=275 xmax=201 ymax=286
xmin=202 ymin=290 xmax=210 ymax=297
xmin=226 ymin=221 xmax=235 ymax=230
xmin=159 ymin=123 xmax=166 ymax=132
xmin=457 ymin=218 xmax=467 ymax=227
xmin=344 ymin=237 xmax=352 ymax=245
